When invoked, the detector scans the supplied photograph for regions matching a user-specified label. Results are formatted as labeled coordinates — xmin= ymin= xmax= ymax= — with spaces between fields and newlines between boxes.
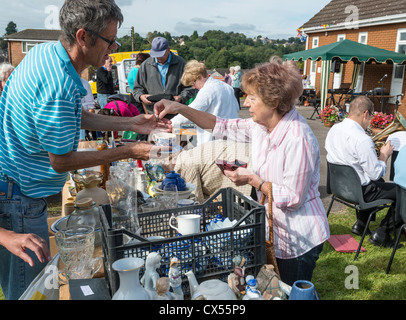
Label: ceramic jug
xmin=74 ymin=172 xmax=110 ymax=207
xmin=288 ymin=280 xmax=320 ymax=300
xmin=186 ymin=271 xmax=237 ymax=300
xmin=112 ymin=257 xmax=150 ymax=300
xmin=161 ymin=171 xmax=187 ymax=192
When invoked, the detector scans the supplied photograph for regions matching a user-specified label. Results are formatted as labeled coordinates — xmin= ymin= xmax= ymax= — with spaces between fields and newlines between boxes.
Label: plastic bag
xmin=19 ymin=254 xmax=60 ymax=300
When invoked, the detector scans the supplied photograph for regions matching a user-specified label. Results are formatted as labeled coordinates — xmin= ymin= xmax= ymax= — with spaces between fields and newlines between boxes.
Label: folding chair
xmin=326 ymin=162 xmax=395 ymax=260
xmin=386 ymin=184 xmax=406 ymax=274
xmin=307 ymin=98 xmax=321 ymax=120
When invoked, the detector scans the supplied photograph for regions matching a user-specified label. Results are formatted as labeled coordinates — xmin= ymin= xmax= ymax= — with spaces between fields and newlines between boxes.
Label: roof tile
xmin=302 ymin=0 xmax=406 ymax=29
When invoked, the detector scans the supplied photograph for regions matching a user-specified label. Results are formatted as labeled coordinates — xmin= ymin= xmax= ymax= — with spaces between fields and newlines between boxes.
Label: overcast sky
xmin=0 ymin=0 xmax=332 ymax=39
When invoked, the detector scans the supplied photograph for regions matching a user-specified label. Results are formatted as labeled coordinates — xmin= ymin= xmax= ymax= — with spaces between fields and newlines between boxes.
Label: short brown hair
xmin=136 ymin=53 xmax=150 ymax=66
xmin=241 ymin=56 xmax=303 ymax=115
xmin=181 ymin=60 xmax=207 ymax=86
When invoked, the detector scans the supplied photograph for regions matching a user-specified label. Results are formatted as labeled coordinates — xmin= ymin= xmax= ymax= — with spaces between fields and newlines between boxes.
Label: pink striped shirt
xmin=213 ymin=108 xmax=330 ymax=259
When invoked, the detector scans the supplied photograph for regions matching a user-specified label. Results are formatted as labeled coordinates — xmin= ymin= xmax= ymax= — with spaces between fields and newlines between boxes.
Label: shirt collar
xmin=266 ymin=108 xmax=297 ymax=146
xmin=155 ymin=51 xmax=172 ymax=66
xmin=55 ymin=41 xmax=87 ymax=96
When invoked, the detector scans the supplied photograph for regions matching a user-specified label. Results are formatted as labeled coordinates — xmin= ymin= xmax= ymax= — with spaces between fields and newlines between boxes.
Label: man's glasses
xmin=85 ymin=28 xmax=121 ymax=48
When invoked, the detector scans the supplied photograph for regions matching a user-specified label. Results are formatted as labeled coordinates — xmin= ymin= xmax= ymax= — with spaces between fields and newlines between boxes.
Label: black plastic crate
xmin=100 ymin=188 xmax=266 ymax=297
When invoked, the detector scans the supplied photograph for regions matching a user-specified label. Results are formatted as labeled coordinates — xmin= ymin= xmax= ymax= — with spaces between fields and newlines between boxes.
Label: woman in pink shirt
xmin=155 ymin=57 xmax=330 ymax=286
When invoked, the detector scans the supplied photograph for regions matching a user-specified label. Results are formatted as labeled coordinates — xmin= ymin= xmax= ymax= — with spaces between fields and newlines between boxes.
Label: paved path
xmin=239 ymin=105 xmax=346 ymax=213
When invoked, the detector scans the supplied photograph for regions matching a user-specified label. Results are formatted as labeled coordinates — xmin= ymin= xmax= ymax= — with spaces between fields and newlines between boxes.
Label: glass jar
xmin=66 ymin=197 xmax=101 ymax=245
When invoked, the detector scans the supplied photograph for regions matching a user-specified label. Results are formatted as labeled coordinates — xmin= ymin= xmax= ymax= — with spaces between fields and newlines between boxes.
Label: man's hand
xmin=379 ymin=140 xmax=394 ymax=163
xmin=0 ymin=228 xmax=52 ymax=267
xmin=131 ymin=114 xmax=172 ymax=135
xmin=140 ymin=94 xmax=153 ymax=106
xmin=129 ymin=141 xmax=172 ymax=161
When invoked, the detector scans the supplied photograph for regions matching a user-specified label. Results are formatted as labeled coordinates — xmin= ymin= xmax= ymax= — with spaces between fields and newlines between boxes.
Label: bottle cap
xmin=75 ymin=197 xmax=94 ymax=208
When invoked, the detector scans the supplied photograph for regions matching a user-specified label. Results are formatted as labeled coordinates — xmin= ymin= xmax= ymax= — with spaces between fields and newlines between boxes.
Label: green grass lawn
xmin=1 ymin=206 xmax=405 ymax=300
xmin=313 ymin=208 xmax=406 ymax=300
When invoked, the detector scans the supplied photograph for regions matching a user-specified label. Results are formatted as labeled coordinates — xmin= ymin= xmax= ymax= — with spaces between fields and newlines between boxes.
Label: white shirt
xmin=171 ymin=76 xmax=239 ymax=146
xmin=325 ymin=118 xmax=386 ymax=186
xmin=80 ymin=78 xmax=95 ymax=111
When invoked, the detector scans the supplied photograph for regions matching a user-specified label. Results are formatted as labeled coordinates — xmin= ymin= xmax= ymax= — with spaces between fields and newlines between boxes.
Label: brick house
xmin=4 ymin=29 xmax=61 ymax=66
xmin=300 ymin=0 xmax=406 ymax=115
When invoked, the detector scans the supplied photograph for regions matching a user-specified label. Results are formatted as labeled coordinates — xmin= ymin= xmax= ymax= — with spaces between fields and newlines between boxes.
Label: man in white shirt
xmin=325 ymin=96 xmax=401 ymax=248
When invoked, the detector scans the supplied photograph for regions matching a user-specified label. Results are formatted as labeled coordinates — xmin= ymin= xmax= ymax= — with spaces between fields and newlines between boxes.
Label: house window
xmin=312 ymin=37 xmax=319 ymax=49
xmin=337 ymin=34 xmax=346 ymax=42
xmin=22 ymin=41 xmax=41 ymax=53
xmin=358 ymin=32 xmax=368 ymax=45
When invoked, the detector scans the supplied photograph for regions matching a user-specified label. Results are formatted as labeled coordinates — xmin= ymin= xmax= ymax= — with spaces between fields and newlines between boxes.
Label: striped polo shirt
xmin=0 ymin=41 xmax=87 ymax=198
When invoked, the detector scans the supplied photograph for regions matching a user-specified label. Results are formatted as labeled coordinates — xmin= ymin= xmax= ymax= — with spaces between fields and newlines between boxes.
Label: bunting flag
xmin=296 ymin=28 xmax=307 ymax=42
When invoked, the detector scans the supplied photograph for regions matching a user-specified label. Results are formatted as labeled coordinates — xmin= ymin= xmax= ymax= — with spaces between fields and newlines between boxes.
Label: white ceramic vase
xmin=112 ymin=257 xmax=150 ymax=300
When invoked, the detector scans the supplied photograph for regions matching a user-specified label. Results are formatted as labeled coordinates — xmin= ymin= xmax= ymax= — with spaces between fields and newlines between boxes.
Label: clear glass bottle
xmin=66 ymin=197 xmax=101 ymax=245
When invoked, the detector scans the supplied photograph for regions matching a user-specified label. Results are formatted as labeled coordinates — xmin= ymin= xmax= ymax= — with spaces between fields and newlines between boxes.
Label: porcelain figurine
xmin=186 ymin=270 xmax=237 ymax=300
xmin=168 ymin=257 xmax=184 ymax=300
xmin=256 ymin=264 xmax=285 ymax=300
xmin=243 ymin=278 xmax=262 ymax=300
xmin=228 ymin=256 xmax=246 ymax=296
xmin=156 ymin=277 xmax=175 ymax=300
xmin=141 ymin=252 xmax=162 ymax=300
xmin=111 ymin=257 xmax=150 ymax=300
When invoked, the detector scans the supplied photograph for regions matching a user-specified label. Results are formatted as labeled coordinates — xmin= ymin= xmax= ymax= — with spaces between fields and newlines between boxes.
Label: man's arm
xmin=80 ymin=109 xmax=171 ymax=134
xmin=49 ymin=141 xmax=158 ymax=173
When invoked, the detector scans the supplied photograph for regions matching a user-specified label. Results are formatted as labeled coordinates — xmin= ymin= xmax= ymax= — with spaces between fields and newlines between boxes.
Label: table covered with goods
xmin=19 ymin=136 xmax=319 ymax=301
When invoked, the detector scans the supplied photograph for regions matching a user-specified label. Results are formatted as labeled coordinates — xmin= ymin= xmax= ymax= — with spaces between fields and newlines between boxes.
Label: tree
xmin=115 ymin=29 xmax=305 ymax=69
xmin=5 ymin=22 xmax=17 ymax=36
xmin=190 ymin=31 xmax=199 ymax=41
xmin=1 ymin=21 xmax=18 ymax=52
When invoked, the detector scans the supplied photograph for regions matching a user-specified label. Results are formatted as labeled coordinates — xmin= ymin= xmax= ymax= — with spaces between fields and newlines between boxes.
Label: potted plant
xmin=319 ymin=105 xmax=339 ymax=127
xmin=370 ymin=112 xmax=393 ymax=134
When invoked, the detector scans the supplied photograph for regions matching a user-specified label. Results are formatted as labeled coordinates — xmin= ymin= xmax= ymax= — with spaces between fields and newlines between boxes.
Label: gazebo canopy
xmin=283 ymin=39 xmax=406 ymax=64
xmin=283 ymin=39 xmax=406 ymax=109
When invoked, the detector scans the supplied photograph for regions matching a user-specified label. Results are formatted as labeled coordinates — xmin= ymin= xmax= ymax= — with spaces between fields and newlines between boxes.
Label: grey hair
xmin=59 ymin=0 xmax=124 ymax=47
xmin=0 ymin=63 xmax=14 ymax=82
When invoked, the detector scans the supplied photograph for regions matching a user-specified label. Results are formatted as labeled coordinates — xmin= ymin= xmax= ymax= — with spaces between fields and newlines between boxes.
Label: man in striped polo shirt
xmin=0 ymin=0 xmax=171 ymax=300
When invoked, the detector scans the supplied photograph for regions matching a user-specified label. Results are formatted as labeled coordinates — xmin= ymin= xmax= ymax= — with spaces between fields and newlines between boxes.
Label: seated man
xmin=325 ymin=96 xmax=401 ymax=248
xmin=168 ymin=140 xmax=252 ymax=204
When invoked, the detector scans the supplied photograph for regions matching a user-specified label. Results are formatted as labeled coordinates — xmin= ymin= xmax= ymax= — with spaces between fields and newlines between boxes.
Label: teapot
xmin=161 ymin=171 xmax=186 ymax=192
xmin=185 ymin=271 xmax=237 ymax=300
